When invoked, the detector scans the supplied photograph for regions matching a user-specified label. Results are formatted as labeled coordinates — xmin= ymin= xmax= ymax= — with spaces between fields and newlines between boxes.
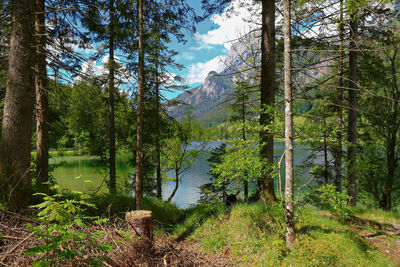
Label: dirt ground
xmin=0 ymin=209 xmax=234 ymax=267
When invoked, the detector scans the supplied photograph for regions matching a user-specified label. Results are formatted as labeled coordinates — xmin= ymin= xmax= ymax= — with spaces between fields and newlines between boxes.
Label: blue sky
xmin=75 ymin=0 xmax=259 ymax=99
xmin=163 ymin=0 xmax=260 ymax=98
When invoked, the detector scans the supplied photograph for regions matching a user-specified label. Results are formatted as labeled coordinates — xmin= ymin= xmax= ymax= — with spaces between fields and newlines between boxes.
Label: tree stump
xmin=125 ymin=210 xmax=153 ymax=241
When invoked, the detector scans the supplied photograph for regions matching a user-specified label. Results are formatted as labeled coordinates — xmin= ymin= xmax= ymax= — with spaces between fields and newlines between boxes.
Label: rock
xmin=126 ymin=210 xmax=153 ymax=241
xmin=395 ymin=240 xmax=400 ymax=246
xmin=392 ymin=223 xmax=400 ymax=230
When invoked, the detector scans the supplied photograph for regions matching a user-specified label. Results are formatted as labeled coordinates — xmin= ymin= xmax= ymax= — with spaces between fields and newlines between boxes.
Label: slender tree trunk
xmin=258 ymin=0 xmax=276 ymax=202
xmin=382 ymin=137 xmax=396 ymax=210
xmin=167 ymin=169 xmax=179 ymax=203
xmin=323 ymin=108 xmax=328 ymax=184
xmin=155 ymin=59 xmax=162 ymax=199
xmin=334 ymin=0 xmax=344 ymax=192
xmin=381 ymin=51 xmax=399 ymax=211
xmin=0 ymin=0 xmax=36 ymax=208
xmin=136 ymin=0 xmax=144 ymax=210
xmin=154 ymin=0 xmax=162 ymax=199
xmin=347 ymin=11 xmax=358 ymax=206
xmin=108 ymin=0 xmax=116 ymax=194
xmin=283 ymin=0 xmax=295 ymax=248
xmin=35 ymin=0 xmax=49 ymax=189
xmin=242 ymin=96 xmax=248 ymax=201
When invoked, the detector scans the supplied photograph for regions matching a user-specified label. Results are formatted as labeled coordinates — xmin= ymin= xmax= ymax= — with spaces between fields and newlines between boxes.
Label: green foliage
xmin=161 ymin=109 xmax=202 ymax=201
xmin=311 ymin=184 xmax=353 ymax=219
xmin=211 ymin=122 xmax=269 ymax=189
xmin=26 ymin=188 xmax=112 ymax=266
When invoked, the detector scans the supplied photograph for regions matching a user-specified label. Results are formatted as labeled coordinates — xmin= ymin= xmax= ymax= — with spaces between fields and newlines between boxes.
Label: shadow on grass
xmin=172 ymin=204 xmax=226 ymax=241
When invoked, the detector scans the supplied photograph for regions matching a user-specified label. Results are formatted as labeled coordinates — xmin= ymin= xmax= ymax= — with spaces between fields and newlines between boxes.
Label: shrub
xmin=312 ymin=184 xmax=353 ymax=219
xmin=26 ymin=188 xmax=112 ymax=266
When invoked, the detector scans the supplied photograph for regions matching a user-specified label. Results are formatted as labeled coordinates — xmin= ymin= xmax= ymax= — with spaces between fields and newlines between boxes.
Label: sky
xmin=169 ymin=0 xmax=258 ymax=93
xmin=75 ymin=0 xmax=259 ymax=99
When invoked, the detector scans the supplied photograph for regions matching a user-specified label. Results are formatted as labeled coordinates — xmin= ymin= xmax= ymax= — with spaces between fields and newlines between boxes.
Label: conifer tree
xmin=0 ymin=0 xmax=36 ymax=208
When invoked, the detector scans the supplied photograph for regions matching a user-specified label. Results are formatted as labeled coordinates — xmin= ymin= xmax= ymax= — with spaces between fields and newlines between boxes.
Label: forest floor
xmin=0 ymin=209 xmax=232 ymax=266
xmin=347 ymin=213 xmax=400 ymax=266
xmin=1 ymin=203 xmax=400 ymax=266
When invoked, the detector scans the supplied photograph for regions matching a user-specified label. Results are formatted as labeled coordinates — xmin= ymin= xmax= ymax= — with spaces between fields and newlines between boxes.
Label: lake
xmin=50 ymin=141 xmax=313 ymax=209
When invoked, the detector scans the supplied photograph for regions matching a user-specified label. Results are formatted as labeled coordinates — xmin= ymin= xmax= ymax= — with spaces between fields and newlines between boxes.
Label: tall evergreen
xmin=0 ymin=0 xmax=36 ymax=208
xmin=136 ymin=0 xmax=144 ymax=210
xmin=35 ymin=0 xmax=49 ymax=189
xmin=347 ymin=2 xmax=359 ymax=206
xmin=258 ymin=0 xmax=277 ymax=202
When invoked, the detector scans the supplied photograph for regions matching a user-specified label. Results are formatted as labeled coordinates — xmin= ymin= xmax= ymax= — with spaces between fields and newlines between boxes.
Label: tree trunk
xmin=154 ymin=1 xmax=162 ymax=199
xmin=126 ymin=210 xmax=154 ymax=241
xmin=381 ymin=51 xmax=399 ymax=211
xmin=156 ymin=77 xmax=162 ymax=199
xmin=334 ymin=0 xmax=344 ymax=192
xmin=108 ymin=0 xmax=116 ymax=194
xmin=136 ymin=0 xmax=144 ymax=210
xmin=167 ymin=169 xmax=179 ymax=203
xmin=347 ymin=11 xmax=358 ymax=206
xmin=283 ymin=0 xmax=295 ymax=248
xmin=35 ymin=0 xmax=49 ymax=189
xmin=381 ymin=139 xmax=396 ymax=210
xmin=0 ymin=0 xmax=36 ymax=208
xmin=258 ymin=0 xmax=276 ymax=203
xmin=242 ymin=95 xmax=248 ymax=201
xmin=323 ymin=108 xmax=328 ymax=184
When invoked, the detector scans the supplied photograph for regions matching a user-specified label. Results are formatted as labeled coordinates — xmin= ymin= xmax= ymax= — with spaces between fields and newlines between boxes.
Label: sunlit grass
xmin=174 ymin=202 xmax=396 ymax=266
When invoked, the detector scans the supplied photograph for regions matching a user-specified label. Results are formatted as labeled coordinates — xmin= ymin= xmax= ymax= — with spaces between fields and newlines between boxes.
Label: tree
xmin=136 ymin=0 xmax=144 ymax=210
xmin=108 ymin=0 xmax=117 ymax=194
xmin=283 ymin=0 xmax=295 ymax=248
xmin=35 ymin=0 xmax=50 ymax=189
xmin=211 ymin=122 xmax=269 ymax=201
xmin=199 ymin=143 xmax=228 ymax=204
xmin=357 ymin=9 xmax=400 ymax=210
xmin=227 ymin=80 xmax=255 ymax=201
xmin=0 ymin=0 xmax=36 ymax=208
xmin=161 ymin=112 xmax=199 ymax=203
xmin=347 ymin=0 xmax=359 ymax=206
xmin=334 ymin=0 xmax=344 ymax=192
xmin=258 ymin=0 xmax=277 ymax=203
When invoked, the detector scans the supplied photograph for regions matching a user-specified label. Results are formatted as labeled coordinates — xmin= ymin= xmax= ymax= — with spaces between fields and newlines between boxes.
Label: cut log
xmin=125 ymin=210 xmax=153 ymax=241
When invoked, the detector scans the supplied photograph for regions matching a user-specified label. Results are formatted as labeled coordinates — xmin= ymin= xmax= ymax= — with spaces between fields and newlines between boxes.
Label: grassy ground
xmin=172 ymin=202 xmax=398 ymax=266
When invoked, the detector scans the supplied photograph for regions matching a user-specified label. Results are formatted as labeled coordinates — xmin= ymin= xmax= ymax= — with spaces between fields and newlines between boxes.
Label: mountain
xmin=168 ymin=38 xmax=259 ymax=126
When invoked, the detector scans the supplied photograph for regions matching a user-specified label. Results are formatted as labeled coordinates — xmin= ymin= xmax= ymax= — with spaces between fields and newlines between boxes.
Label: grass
xmin=353 ymin=207 xmax=400 ymax=225
xmin=172 ymin=202 xmax=396 ymax=266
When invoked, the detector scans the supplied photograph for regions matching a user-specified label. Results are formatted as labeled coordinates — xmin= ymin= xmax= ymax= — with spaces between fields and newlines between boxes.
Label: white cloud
xmin=76 ymin=55 xmax=122 ymax=83
xmin=80 ymin=60 xmax=105 ymax=78
xmin=196 ymin=0 xmax=261 ymax=50
xmin=175 ymin=51 xmax=195 ymax=60
xmin=186 ymin=56 xmax=226 ymax=84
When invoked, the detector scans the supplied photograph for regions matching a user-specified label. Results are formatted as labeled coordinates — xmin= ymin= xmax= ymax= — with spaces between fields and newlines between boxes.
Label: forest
xmin=0 ymin=0 xmax=400 ymax=266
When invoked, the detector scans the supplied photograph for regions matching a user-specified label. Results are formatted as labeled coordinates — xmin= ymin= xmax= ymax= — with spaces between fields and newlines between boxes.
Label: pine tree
xmin=0 ymin=0 xmax=36 ymax=208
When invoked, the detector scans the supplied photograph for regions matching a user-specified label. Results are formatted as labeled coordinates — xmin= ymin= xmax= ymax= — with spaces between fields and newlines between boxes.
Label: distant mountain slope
xmin=168 ymin=38 xmax=259 ymax=126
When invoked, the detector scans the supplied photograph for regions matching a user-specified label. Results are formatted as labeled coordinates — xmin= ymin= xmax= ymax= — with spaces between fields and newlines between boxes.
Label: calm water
xmin=51 ymin=141 xmax=312 ymax=209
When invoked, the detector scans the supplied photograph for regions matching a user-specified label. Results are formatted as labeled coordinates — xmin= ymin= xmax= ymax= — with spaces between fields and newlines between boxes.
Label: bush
xmin=306 ymin=184 xmax=352 ymax=219
xmin=26 ymin=189 xmax=112 ymax=266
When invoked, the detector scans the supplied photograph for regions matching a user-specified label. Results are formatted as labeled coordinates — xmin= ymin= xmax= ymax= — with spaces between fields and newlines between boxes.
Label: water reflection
xmin=51 ymin=141 xmax=311 ymax=209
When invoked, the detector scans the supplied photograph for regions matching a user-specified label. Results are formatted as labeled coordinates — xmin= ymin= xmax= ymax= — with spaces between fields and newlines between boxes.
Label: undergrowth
xmin=174 ymin=201 xmax=396 ymax=266
xmin=61 ymin=191 xmax=183 ymax=231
